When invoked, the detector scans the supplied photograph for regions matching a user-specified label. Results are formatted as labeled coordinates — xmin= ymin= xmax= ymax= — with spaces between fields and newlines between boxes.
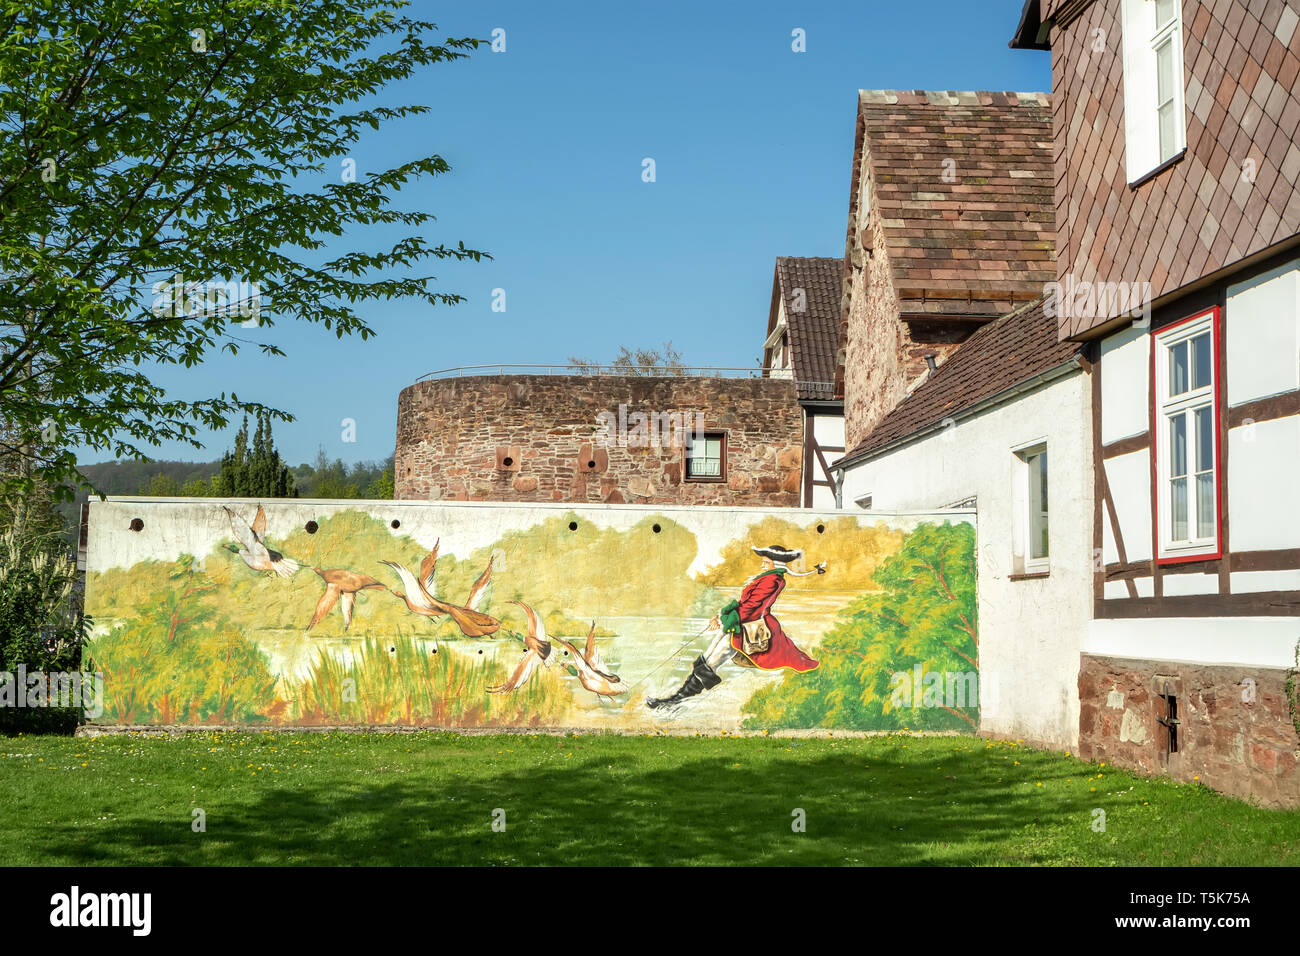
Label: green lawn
xmin=1 ymin=731 xmax=1296 ymax=865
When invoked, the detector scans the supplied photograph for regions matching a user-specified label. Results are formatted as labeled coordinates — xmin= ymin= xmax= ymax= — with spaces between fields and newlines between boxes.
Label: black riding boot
xmin=647 ymin=655 xmax=722 ymax=709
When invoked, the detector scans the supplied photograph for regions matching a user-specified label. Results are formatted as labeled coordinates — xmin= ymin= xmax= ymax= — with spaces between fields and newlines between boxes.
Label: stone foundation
xmin=1078 ymin=653 xmax=1300 ymax=807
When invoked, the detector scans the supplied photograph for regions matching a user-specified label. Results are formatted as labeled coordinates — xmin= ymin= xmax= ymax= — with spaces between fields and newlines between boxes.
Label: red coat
xmin=724 ymin=570 xmax=819 ymax=673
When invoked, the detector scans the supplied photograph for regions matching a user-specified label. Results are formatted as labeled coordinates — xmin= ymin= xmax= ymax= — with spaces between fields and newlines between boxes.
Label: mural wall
xmin=83 ymin=498 xmax=978 ymax=732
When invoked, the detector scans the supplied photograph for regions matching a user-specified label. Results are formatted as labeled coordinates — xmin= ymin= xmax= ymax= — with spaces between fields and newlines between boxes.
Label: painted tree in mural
xmin=0 ymin=0 xmax=484 ymax=498
xmin=743 ymin=522 xmax=978 ymax=731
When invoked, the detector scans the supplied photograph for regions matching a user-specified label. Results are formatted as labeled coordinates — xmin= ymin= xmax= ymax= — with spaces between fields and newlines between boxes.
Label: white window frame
xmin=1012 ymin=439 xmax=1050 ymax=574
xmin=1120 ymin=0 xmax=1186 ymax=183
xmin=684 ymin=432 xmax=725 ymax=481
xmin=1152 ymin=307 xmax=1221 ymax=563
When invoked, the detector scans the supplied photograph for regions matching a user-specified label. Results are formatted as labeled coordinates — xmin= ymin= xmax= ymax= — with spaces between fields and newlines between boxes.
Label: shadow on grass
xmin=30 ymin=743 xmax=1093 ymax=865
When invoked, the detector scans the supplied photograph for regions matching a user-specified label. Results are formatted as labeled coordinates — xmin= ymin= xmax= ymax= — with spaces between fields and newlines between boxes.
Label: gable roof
xmin=838 ymin=297 xmax=1084 ymax=466
xmin=843 ymin=89 xmax=1056 ymax=321
xmin=770 ymin=256 xmax=842 ymax=402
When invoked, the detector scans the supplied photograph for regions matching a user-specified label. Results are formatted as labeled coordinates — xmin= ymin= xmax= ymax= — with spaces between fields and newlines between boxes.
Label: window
xmin=1014 ymin=443 xmax=1049 ymax=573
xmin=1153 ymin=307 xmax=1220 ymax=562
xmin=1120 ymin=0 xmax=1185 ymax=182
xmin=685 ymin=432 xmax=725 ymax=481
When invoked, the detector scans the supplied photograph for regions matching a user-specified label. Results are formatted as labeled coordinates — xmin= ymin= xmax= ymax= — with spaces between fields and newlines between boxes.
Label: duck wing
xmin=488 ymin=649 xmax=543 ymax=694
xmin=308 ymin=584 xmax=341 ymax=631
xmin=251 ymin=504 xmax=267 ymax=542
xmin=465 ymin=555 xmax=494 ymax=610
xmin=418 ymin=539 xmax=440 ymax=599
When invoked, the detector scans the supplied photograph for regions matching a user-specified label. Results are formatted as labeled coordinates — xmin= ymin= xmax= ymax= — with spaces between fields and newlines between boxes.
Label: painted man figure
xmin=647 ymin=545 xmax=823 ymax=709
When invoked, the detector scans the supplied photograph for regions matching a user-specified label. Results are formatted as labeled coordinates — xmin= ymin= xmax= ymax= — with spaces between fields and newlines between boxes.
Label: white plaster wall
xmin=1225 ymin=259 xmax=1299 ymax=406
xmin=1228 ymin=414 xmax=1300 ymax=552
xmin=808 ymin=411 xmax=846 ymax=510
xmin=838 ymin=370 xmax=1092 ymax=749
xmin=1101 ymin=449 xmax=1153 ymax=564
xmin=1100 ymin=323 xmax=1150 ymax=444
xmin=1087 ymin=617 xmax=1300 ymax=668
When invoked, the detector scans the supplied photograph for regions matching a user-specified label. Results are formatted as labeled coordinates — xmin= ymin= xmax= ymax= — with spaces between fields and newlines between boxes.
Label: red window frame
xmin=1150 ymin=305 xmax=1223 ymax=565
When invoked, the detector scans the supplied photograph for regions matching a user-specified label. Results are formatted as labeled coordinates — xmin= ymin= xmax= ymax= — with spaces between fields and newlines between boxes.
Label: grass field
xmin=1 ymin=731 xmax=1297 ymax=866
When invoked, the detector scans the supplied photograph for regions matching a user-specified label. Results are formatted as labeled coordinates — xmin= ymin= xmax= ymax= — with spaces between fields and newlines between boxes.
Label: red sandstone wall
xmin=1078 ymin=653 xmax=1300 ymax=807
xmin=394 ymin=375 xmax=804 ymax=507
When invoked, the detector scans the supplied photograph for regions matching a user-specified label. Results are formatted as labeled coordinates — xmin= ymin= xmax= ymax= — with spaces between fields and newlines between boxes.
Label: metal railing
xmin=418 ymin=363 xmax=784 ymax=382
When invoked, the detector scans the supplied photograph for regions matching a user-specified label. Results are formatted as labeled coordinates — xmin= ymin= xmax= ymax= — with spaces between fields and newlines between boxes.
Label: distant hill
xmin=55 ymin=459 xmax=222 ymax=545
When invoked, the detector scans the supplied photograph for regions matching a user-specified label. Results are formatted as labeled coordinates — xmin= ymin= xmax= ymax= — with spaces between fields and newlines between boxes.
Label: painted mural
xmin=83 ymin=500 xmax=978 ymax=731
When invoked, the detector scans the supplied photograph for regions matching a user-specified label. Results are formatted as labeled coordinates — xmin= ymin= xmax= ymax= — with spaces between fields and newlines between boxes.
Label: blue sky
xmin=121 ymin=0 xmax=1050 ymax=468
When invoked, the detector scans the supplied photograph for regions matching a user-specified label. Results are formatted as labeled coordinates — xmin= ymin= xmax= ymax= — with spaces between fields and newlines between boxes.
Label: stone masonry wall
xmin=394 ymin=375 xmax=803 ymax=507
xmin=1078 ymin=653 xmax=1300 ymax=807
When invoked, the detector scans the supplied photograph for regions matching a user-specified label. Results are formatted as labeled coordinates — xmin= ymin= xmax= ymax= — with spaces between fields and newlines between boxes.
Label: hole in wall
xmin=305 ymin=521 xmax=319 ymax=534
xmin=390 ymin=519 xmax=401 ymax=529
xmin=503 ymin=456 xmax=514 ymax=467
xmin=129 ymin=518 xmax=144 ymax=532
xmin=652 ymin=524 xmax=662 ymax=534
xmin=587 ymin=460 xmax=596 ymax=469
xmin=816 ymin=524 xmax=825 ymax=534
xmin=568 ymin=521 xmax=578 ymax=531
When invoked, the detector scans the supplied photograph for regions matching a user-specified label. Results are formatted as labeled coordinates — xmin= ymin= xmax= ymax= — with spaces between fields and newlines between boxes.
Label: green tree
xmin=213 ymin=411 xmax=295 ymax=498
xmin=364 ymin=464 xmax=394 ymax=499
xmin=0 ymin=1 xmax=485 ymax=498
xmin=743 ymin=522 xmax=979 ymax=732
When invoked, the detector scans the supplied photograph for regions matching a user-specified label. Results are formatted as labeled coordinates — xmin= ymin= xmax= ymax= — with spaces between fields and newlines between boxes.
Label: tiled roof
xmin=839 ymin=297 xmax=1083 ymax=463
xmin=847 ymin=90 xmax=1056 ymax=319
xmin=773 ymin=257 xmax=842 ymax=401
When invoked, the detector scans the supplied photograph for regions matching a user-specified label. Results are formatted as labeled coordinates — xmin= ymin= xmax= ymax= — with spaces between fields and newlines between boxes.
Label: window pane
xmin=1169 ymin=340 xmax=1188 ymax=395
xmin=1191 ymin=331 xmax=1211 ymax=389
xmin=686 ymin=435 xmax=723 ymax=477
xmin=1156 ymin=39 xmax=1175 ymax=103
xmin=1027 ymin=450 xmax=1049 ymax=561
xmin=1171 ymin=477 xmax=1188 ymax=540
xmin=1196 ymin=473 xmax=1215 ymax=538
xmin=1195 ymin=404 xmax=1213 ymax=472
xmin=1155 ymin=0 xmax=1176 ymax=30
xmin=1169 ymin=413 xmax=1187 ymax=477
xmin=1158 ymin=103 xmax=1177 ymax=162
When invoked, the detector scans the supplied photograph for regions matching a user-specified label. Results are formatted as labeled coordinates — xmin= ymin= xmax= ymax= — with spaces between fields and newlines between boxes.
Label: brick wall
xmin=841 ymin=206 xmax=974 ymax=450
xmin=1078 ymin=653 xmax=1300 ymax=807
xmin=1049 ymin=0 xmax=1300 ymax=339
xmin=394 ymin=375 xmax=804 ymax=507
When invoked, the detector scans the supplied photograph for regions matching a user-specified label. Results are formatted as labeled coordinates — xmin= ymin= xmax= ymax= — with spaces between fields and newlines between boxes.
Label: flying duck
xmin=381 ymin=542 xmax=501 ymax=637
xmin=307 ymin=568 xmax=387 ymax=631
xmin=488 ymin=601 xmax=553 ymax=694
xmin=554 ymin=621 xmax=628 ymax=699
xmin=222 ymin=504 xmax=300 ymax=578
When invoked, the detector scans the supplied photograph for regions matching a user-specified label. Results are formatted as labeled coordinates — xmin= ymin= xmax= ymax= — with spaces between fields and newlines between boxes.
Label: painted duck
xmin=381 ymin=541 xmax=501 ymax=637
xmin=488 ymin=601 xmax=553 ymax=693
xmin=307 ymin=568 xmax=387 ymax=631
xmin=222 ymin=504 xmax=299 ymax=578
xmin=554 ymin=621 xmax=628 ymax=699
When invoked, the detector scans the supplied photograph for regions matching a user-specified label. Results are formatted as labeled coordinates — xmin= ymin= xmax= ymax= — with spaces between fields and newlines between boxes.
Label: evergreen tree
xmin=213 ymin=413 xmax=295 ymax=498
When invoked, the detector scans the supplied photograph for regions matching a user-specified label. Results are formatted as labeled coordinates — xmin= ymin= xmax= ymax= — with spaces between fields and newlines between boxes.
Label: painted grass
xmin=0 ymin=732 xmax=1296 ymax=866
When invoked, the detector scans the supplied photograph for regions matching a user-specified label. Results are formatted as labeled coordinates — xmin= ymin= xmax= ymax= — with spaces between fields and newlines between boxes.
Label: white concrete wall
xmin=838 ymin=370 xmax=1093 ymax=749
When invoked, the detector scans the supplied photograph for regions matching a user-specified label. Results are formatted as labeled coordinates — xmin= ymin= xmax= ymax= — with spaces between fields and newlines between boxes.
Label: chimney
xmin=924 ymin=353 xmax=938 ymax=373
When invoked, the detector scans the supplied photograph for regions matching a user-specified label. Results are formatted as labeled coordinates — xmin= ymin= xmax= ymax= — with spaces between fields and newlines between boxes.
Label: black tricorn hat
xmin=752 ymin=544 xmax=802 ymax=564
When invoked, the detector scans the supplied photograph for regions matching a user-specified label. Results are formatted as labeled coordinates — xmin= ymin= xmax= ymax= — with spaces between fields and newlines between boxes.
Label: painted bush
xmin=84 ymin=499 xmax=977 ymax=731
